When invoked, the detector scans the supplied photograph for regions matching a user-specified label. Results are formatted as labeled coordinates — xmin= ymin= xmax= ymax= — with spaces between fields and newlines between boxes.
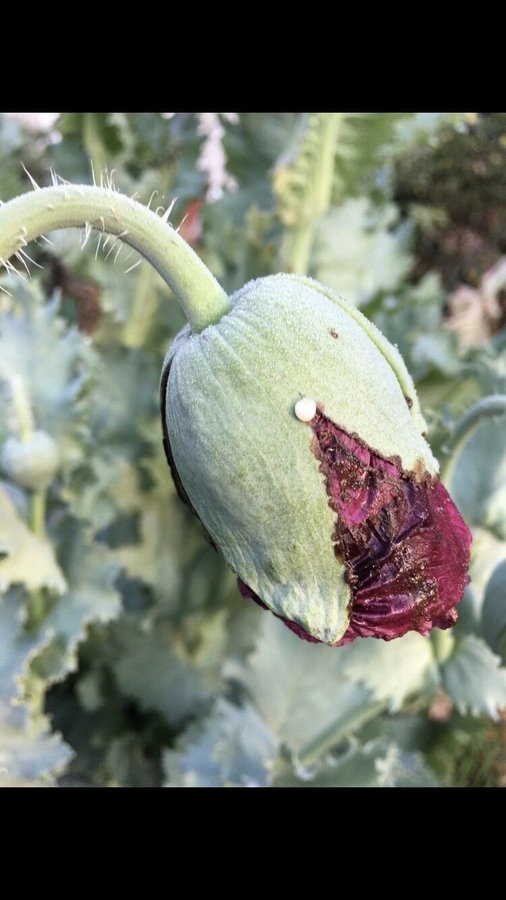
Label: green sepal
xmin=162 ymin=274 xmax=437 ymax=644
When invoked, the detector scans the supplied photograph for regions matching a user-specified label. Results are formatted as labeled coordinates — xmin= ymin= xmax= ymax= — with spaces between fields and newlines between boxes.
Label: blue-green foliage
xmin=0 ymin=112 xmax=505 ymax=787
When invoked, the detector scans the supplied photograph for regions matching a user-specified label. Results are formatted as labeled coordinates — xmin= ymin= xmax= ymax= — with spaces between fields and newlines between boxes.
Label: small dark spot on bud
xmin=405 ymin=396 xmax=413 ymax=408
xmin=330 ymin=328 xmax=339 ymax=339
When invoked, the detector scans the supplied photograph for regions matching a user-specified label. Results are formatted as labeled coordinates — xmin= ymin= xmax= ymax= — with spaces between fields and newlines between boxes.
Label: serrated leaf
xmin=87 ymin=347 xmax=159 ymax=444
xmin=31 ymin=521 xmax=121 ymax=683
xmin=0 ymin=591 xmax=72 ymax=785
xmin=272 ymin=739 xmax=438 ymax=788
xmin=107 ymin=451 xmax=237 ymax=619
xmin=0 ymin=280 xmax=96 ymax=447
xmin=374 ymin=743 xmax=438 ymax=787
xmin=442 ymin=635 xmax=506 ymax=718
xmin=108 ymin=463 xmax=185 ymax=605
xmin=60 ymin=452 xmax=122 ymax=529
xmin=272 ymin=742 xmax=380 ymax=787
xmin=0 ymin=720 xmax=72 ymax=787
xmin=0 ymin=485 xmax=66 ymax=593
xmin=111 ymin=613 xmax=227 ymax=728
xmin=229 ymin=616 xmax=380 ymax=755
xmin=367 ymin=273 xmax=459 ymax=381
xmin=342 ymin=631 xmax=438 ymax=712
xmin=312 ymin=200 xmax=412 ymax=305
xmin=0 ymin=591 xmax=51 ymax=706
xmin=332 ymin=112 xmax=411 ymax=197
xmin=164 ymin=699 xmax=277 ymax=787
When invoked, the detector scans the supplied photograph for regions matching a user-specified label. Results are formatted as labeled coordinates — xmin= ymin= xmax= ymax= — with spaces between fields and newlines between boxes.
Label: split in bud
xmin=239 ymin=410 xmax=471 ymax=645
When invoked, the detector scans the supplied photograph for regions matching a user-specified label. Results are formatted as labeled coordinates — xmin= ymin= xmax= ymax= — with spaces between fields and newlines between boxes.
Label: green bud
xmin=161 ymin=274 xmax=455 ymax=646
xmin=0 ymin=180 xmax=467 ymax=647
xmin=1 ymin=430 xmax=60 ymax=491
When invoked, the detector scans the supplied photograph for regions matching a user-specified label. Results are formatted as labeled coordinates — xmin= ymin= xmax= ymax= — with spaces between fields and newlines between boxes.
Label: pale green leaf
xmin=312 ymin=200 xmax=412 ymax=305
xmin=87 ymin=346 xmax=159 ymax=444
xmin=273 ymin=739 xmax=438 ymax=787
xmin=445 ymin=403 xmax=506 ymax=537
xmin=274 ymin=113 xmax=409 ymax=273
xmin=229 ymin=616 xmax=379 ymax=754
xmin=0 ymin=591 xmax=52 ymax=706
xmin=482 ymin=561 xmax=506 ymax=658
xmin=342 ymin=632 xmax=438 ymax=712
xmin=108 ymin=460 xmax=186 ymax=605
xmin=442 ymin=635 xmax=506 ymax=718
xmin=60 ymin=452 xmax=122 ymax=530
xmin=32 ymin=522 xmax=121 ymax=683
xmin=467 ymin=527 xmax=506 ymax=616
xmin=368 ymin=273 xmax=459 ymax=380
xmin=0 ymin=484 xmax=66 ymax=593
xmin=0 ymin=280 xmax=96 ymax=446
xmin=0 ymin=591 xmax=72 ymax=785
xmin=164 ymin=699 xmax=277 ymax=787
xmin=0 ymin=720 xmax=72 ymax=787
xmin=374 ymin=743 xmax=438 ymax=787
xmin=272 ymin=743 xmax=380 ymax=787
xmin=111 ymin=613 xmax=228 ymax=728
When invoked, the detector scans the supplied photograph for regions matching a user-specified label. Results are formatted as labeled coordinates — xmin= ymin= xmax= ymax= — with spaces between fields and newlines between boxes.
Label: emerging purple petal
xmin=238 ymin=410 xmax=472 ymax=647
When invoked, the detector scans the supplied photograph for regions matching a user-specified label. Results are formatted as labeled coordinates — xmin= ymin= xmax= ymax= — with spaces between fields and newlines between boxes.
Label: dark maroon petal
xmin=311 ymin=412 xmax=471 ymax=645
xmin=237 ymin=411 xmax=472 ymax=648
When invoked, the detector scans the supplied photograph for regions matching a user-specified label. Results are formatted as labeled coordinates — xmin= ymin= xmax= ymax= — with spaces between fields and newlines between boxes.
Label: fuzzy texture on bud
xmin=161 ymin=274 xmax=472 ymax=646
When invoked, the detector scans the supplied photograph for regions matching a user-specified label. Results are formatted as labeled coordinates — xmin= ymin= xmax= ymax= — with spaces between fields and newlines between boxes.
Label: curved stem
xmin=0 ymin=184 xmax=230 ymax=332
xmin=441 ymin=394 xmax=506 ymax=483
xmin=450 ymin=394 xmax=506 ymax=445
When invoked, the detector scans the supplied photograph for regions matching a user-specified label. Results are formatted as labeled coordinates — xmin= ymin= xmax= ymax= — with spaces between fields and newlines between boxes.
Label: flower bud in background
xmin=161 ymin=273 xmax=472 ymax=646
xmin=1 ymin=430 xmax=60 ymax=491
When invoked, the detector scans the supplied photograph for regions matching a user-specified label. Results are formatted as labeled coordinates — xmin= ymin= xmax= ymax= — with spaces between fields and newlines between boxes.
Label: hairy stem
xmin=0 ymin=184 xmax=230 ymax=333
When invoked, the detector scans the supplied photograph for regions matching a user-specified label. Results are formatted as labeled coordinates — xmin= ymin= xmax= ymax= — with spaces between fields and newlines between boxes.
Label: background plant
xmin=0 ymin=112 xmax=505 ymax=787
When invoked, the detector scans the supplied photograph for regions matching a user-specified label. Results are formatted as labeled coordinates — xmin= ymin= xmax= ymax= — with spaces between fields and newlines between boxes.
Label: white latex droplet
xmin=294 ymin=397 xmax=317 ymax=422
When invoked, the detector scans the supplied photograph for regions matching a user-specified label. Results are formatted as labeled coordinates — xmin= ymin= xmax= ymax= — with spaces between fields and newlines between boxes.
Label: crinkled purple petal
xmin=237 ymin=410 xmax=472 ymax=647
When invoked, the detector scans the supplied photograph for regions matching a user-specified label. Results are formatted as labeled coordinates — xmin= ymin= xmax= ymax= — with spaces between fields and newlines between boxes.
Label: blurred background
xmin=0 ymin=112 xmax=505 ymax=787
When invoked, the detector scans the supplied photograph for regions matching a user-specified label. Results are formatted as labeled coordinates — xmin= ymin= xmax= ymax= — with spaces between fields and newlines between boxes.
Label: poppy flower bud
xmin=0 ymin=183 xmax=472 ymax=647
xmin=1 ymin=430 xmax=60 ymax=491
xmin=161 ymin=273 xmax=471 ymax=646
